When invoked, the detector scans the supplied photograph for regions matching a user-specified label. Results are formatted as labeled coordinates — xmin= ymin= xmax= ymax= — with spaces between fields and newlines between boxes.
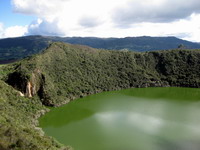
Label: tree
xmin=178 ymin=44 xmax=185 ymax=49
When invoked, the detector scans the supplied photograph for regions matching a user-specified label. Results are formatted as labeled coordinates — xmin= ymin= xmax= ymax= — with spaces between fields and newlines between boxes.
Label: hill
xmin=1 ymin=42 xmax=200 ymax=149
xmin=0 ymin=79 xmax=70 ymax=150
xmin=4 ymin=42 xmax=200 ymax=106
xmin=59 ymin=36 xmax=200 ymax=51
xmin=0 ymin=36 xmax=51 ymax=63
xmin=1 ymin=35 xmax=200 ymax=62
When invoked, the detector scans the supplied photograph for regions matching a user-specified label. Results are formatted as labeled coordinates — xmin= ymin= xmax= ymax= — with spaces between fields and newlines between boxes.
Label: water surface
xmin=39 ymin=87 xmax=200 ymax=150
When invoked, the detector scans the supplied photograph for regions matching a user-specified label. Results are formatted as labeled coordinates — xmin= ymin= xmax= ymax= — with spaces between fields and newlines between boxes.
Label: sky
xmin=0 ymin=0 xmax=200 ymax=42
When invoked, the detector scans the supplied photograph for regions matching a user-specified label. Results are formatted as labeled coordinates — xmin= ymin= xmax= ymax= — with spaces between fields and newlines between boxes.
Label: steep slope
xmin=1 ymin=35 xmax=200 ymax=62
xmin=0 ymin=79 xmax=70 ymax=150
xmin=5 ymin=42 xmax=200 ymax=106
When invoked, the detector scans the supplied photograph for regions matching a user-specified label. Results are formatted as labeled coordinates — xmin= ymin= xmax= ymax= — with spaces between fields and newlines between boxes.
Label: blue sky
xmin=0 ymin=0 xmax=35 ymax=27
xmin=0 ymin=0 xmax=200 ymax=42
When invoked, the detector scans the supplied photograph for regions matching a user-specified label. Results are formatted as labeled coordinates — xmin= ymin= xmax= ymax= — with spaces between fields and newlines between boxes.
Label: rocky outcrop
xmin=26 ymin=81 xmax=33 ymax=97
xmin=6 ymin=69 xmax=45 ymax=99
xmin=19 ymin=91 xmax=24 ymax=97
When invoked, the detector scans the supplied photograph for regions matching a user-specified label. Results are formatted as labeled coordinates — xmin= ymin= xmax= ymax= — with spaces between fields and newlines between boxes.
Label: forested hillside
xmin=4 ymin=42 xmax=200 ymax=106
xmin=1 ymin=35 xmax=200 ymax=62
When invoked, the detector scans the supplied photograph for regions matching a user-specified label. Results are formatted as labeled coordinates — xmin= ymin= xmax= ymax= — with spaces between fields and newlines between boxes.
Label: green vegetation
xmin=0 ymin=80 xmax=71 ymax=150
xmin=0 ymin=36 xmax=51 ymax=62
xmin=1 ymin=35 xmax=200 ymax=62
xmin=4 ymin=42 xmax=200 ymax=106
xmin=1 ymin=42 xmax=200 ymax=149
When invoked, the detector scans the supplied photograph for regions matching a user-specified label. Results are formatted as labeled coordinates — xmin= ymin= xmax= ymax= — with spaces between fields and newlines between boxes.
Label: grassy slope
xmin=1 ymin=42 xmax=200 ymax=149
xmin=0 ymin=64 xmax=70 ymax=149
xmin=0 ymin=79 xmax=71 ymax=150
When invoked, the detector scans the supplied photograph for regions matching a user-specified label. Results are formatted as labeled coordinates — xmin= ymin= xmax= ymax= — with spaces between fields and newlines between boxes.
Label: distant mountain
xmin=0 ymin=36 xmax=51 ymax=62
xmin=59 ymin=36 xmax=200 ymax=51
xmin=0 ymin=35 xmax=200 ymax=62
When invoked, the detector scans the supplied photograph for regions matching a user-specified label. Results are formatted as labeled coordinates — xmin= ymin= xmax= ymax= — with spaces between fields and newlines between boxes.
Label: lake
xmin=39 ymin=87 xmax=200 ymax=150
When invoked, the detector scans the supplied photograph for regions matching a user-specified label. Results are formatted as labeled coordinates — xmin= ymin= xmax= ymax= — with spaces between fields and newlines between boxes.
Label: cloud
xmin=6 ymin=0 xmax=200 ymax=42
xmin=11 ymin=0 xmax=116 ymax=36
xmin=113 ymin=14 xmax=200 ymax=42
xmin=26 ymin=19 xmax=64 ymax=36
xmin=79 ymin=16 xmax=101 ymax=28
xmin=0 ymin=23 xmax=27 ymax=38
xmin=0 ymin=23 xmax=4 ymax=39
xmin=180 ymin=14 xmax=200 ymax=42
xmin=112 ymin=0 xmax=200 ymax=26
xmin=0 ymin=22 xmax=3 ymax=33
xmin=12 ymin=0 xmax=69 ymax=19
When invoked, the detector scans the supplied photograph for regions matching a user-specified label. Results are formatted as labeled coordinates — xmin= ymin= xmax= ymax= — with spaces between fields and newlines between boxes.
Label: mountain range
xmin=0 ymin=35 xmax=200 ymax=63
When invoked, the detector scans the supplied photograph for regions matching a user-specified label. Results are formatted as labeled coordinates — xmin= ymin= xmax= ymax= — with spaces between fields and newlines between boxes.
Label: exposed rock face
xmin=26 ymin=70 xmax=42 ymax=97
xmin=19 ymin=91 xmax=24 ymax=97
xmin=7 ymin=69 xmax=45 ymax=99
xmin=26 ymin=81 xmax=33 ymax=97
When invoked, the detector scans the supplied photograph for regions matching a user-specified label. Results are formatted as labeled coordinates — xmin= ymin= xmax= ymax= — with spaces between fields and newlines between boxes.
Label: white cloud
xmin=6 ymin=0 xmax=200 ymax=42
xmin=0 ymin=23 xmax=3 ymax=36
xmin=0 ymin=25 xmax=27 ymax=38
xmin=11 ymin=0 xmax=123 ymax=37
xmin=180 ymin=14 xmax=200 ymax=42
xmin=0 ymin=23 xmax=3 ymax=29
xmin=112 ymin=0 xmax=200 ymax=25
xmin=12 ymin=0 xmax=69 ymax=20
xmin=79 ymin=16 xmax=102 ymax=28
xmin=27 ymin=19 xmax=64 ymax=36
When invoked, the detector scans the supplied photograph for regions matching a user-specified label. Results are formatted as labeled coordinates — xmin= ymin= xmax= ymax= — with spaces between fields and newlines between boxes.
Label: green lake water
xmin=39 ymin=87 xmax=200 ymax=150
